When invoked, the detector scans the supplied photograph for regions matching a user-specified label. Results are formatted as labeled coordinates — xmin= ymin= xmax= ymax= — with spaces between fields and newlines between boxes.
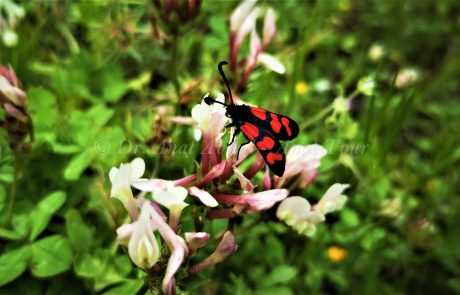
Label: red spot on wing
xmin=250 ymin=107 xmax=267 ymax=120
xmin=266 ymin=152 xmax=283 ymax=164
xmin=240 ymin=122 xmax=260 ymax=140
xmin=270 ymin=113 xmax=282 ymax=133
xmin=256 ymin=136 xmax=275 ymax=150
xmin=281 ymin=117 xmax=292 ymax=136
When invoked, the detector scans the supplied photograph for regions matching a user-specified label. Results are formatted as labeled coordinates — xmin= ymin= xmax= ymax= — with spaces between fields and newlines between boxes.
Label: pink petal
xmin=3 ymin=103 xmax=28 ymax=123
xmin=233 ymin=6 xmax=260 ymax=53
xmin=234 ymin=142 xmax=256 ymax=166
xmin=170 ymin=116 xmax=197 ymax=125
xmin=189 ymin=186 xmax=218 ymax=207
xmin=0 ymin=66 xmax=19 ymax=86
xmin=197 ymin=161 xmax=226 ymax=186
xmin=211 ymin=231 xmax=238 ymax=263
xmin=173 ymin=174 xmax=197 ymax=187
xmin=116 ymin=223 xmax=134 ymax=241
xmin=185 ymin=232 xmax=210 ymax=250
xmin=263 ymin=166 xmax=272 ymax=190
xmin=247 ymin=29 xmax=262 ymax=71
xmin=233 ymin=167 xmax=255 ymax=193
xmin=148 ymin=205 xmax=188 ymax=294
xmin=214 ymin=189 xmax=288 ymax=211
xmin=243 ymin=152 xmax=265 ymax=179
xmin=132 ymin=178 xmax=169 ymax=191
xmin=263 ymin=8 xmax=276 ymax=46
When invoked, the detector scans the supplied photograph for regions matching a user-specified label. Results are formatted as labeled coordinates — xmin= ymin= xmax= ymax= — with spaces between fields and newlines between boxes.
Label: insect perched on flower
xmin=204 ymin=61 xmax=299 ymax=176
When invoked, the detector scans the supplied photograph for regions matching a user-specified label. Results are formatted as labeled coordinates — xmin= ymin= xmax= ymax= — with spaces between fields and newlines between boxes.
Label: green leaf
xmin=30 ymin=235 xmax=73 ymax=277
xmin=0 ymin=185 xmax=5 ymax=212
xmin=0 ymin=107 xmax=5 ymax=121
xmin=90 ymin=250 xmax=132 ymax=291
xmin=103 ymin=280 xmax=144 ymax=295
xmin=263 ymin=264 xmax=298 ymax=286
xmin=87 ymin=104 xmax=115 ymax=128
xmin=74 ymin=252 xmax=104 ymax=278
xmin=341 ymin=209 xmax=360 ymax=227
xmin=361 ymin=228 xmax=386 ymax=250
xmin=0 ymin=246 xmax=31 ymax=286
xmin=0 ymin=228 xmax=24 ymax=241
xmin=101 ymin=65 xmax=128 ymax=102
xmin=256 ymin=286 xmax=293 ymax=295
xmin=65 ymin=209 xmax=92 ymax=252
xmin=29 ymin=191 xmax=67 ymax=241
xmin=27 ymin=87 xmax=58 ymax=132
xmin=64 ymin=150 xmax=95 ymax=180
xmin=181 ymin=274 xmax=212 ymax=291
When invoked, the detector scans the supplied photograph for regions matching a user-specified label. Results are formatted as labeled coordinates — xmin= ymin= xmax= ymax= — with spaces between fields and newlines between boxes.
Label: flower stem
xmin=6 ymin=153 xmax=20 ymax=226
xmin=300 ymin=104 xmax=334 ymax=130
xmin=188 ymin=256 xmax=213 ymax=275
xmin=171 ymin=35 xmax=181 ymax=114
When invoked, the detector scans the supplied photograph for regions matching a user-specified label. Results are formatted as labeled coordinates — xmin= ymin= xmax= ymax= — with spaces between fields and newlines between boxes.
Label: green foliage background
xmin=1 ymin=0 xmax=459 ymax=294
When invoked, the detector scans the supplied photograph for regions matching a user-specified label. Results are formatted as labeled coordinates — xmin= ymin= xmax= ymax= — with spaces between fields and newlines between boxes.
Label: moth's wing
xmin=248 ymin=106 xmax=299 ymax=141
xmin=240 ymin=121 xmax=286 ymax=176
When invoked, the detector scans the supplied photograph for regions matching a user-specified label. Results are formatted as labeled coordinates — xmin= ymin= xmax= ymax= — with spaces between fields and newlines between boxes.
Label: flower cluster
xmin=0 ymin=65 xmax=34 ymax=151
xmin=109 ymin=92 xmax=350 ymax=293
xmin=151 ymin=0 xmax=202 ymax=39
xmin=0 ymin=0 xmax=25 ymax=47
xmin=229 ymin=0 xmax=285 ymax=90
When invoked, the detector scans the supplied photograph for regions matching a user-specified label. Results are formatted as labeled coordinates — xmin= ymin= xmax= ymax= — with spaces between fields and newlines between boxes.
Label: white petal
xmin=317 ymin=183 xmax=350 ymax=214
xmin=189 ymin=186 xmax=218 ymax=207
xmin=277 ymin=196 xmax=311 ymax=226
xmin=193 ymin=129 xmax=202 ymax=141
xmin=127 ymin=206 xmax=160 ymax=270
xmin=109 ymin=167 xmax=119 ymax=183
xmin=299 ymin=210 xmax=325 ymax=224
xmin=230 ymin=0 xmax=258 ymax=33
xmin=234 ymin=7 xmax=260 ymax=48
xmin=257 ymin=53 xmax=285 ymax=74
xmin=153 ymin=184 xmax=189 ymax=210
xmin=130 ymin=158 xmax=146 ymax=180
xmin=214 ymin=92 xmax=226 ymax=105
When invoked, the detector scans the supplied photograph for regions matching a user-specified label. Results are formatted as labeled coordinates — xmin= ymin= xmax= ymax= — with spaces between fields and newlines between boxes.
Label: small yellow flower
xmin=295 ymin=81 xmax=309 ymax=95
xmin=327 ymin=246 xmax=347 ymax=262
xmin=339 ymin=1 xmax=351 ymax=11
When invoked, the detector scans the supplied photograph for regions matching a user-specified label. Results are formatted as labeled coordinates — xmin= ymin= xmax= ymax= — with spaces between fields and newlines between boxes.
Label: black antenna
xmin=218 ymin=61 xmax=235 ymax=105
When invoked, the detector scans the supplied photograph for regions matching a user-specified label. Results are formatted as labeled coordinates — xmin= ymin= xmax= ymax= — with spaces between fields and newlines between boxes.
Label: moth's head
xmin=204 ymin=95 xmax=215 ymax=105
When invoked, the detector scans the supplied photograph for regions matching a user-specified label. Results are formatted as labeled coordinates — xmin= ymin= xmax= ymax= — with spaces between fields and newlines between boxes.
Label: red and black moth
xmin=204 ymin=61 xmax=299 ymax=177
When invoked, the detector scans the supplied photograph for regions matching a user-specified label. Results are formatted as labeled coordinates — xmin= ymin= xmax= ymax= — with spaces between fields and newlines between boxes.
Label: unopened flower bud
xmin=210 ymin=231 xmax=238 ymax=263
xmin=357 ymin=76 xmax=376 ymax=96
xmin=185 ymin=232 xmax=210 ymax=251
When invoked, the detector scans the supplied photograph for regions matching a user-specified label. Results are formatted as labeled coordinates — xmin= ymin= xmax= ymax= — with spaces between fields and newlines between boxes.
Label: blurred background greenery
xmin=1 ymin=0 xmax=459 ymax=294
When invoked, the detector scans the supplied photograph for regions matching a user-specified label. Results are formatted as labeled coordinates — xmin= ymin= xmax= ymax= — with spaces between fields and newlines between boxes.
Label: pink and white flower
xmin=109 ymin=158 xmax=149 ymax=220
xmin=275 ymin=144 xmax=327 ymax=189
xmin=277 ymin=183 xmax=350 ymax=236
xmin=153 ymin=182 xmax=189 ymax=231
xmin=191 ymin=93 xmax=228 ymax=174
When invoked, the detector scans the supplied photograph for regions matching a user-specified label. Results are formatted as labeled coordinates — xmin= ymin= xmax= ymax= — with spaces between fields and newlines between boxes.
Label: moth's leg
xmin=227 ymin=127 xmax=240 ymax=146
xmin=236 ymin=141 xmax=251 ymax=160
xmin=225 ymin=122 xmax=236 ymax=128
